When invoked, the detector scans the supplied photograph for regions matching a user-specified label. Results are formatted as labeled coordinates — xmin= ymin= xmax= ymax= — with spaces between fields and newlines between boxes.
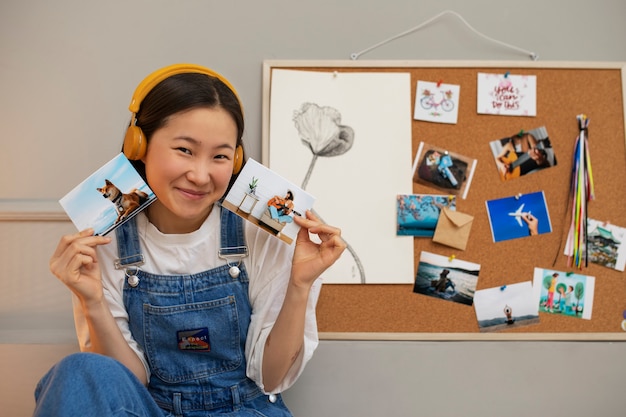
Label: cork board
xmin=262 ymin=60 xmax=626 ymax=340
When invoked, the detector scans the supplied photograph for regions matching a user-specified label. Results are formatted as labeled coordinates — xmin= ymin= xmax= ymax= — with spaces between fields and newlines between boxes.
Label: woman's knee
xmin=36 ymin=352 xmax=132 ymax=396
xmin=34 ymin=352 xmax=153 ymax=416
xmin=51 ymin=352 xmax=125 ymax=378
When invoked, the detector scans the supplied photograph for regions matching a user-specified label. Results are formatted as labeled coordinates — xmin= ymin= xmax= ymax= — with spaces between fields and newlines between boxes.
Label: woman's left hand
xmin=291 ymin=210 xmax=346 ymax=287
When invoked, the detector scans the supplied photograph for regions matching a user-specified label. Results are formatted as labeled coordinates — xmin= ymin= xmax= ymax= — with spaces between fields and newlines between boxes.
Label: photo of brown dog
xmin=60 ymin=153 xmax=156 ymax=236
xmin=97 ymin=179 xmax=149 ymax=224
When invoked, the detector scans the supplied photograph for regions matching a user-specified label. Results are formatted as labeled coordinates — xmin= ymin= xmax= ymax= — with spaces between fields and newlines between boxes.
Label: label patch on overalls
xmin=177 ymin=328 xmax=211 ymax=352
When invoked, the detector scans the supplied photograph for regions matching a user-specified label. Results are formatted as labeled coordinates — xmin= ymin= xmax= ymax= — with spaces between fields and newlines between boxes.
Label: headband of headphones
xmin=123 ymin=64 xmax=244 ymax=174
xmin=127 ymin=63 xmax=241 ymax=114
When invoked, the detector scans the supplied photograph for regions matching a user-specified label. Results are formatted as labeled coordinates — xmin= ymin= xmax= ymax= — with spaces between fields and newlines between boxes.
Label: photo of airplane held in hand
xmin=486 ymin=191 xmax=551 ymax=242
xmin=509 ymin=203 xmax=530 ymax=227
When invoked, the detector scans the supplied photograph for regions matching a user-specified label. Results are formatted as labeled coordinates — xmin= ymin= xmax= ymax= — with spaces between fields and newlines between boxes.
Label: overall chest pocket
xmin=143 ymin=295 xmax=242 ymax=383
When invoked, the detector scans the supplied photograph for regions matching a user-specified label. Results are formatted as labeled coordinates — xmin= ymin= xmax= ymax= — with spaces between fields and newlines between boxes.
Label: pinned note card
xmin=413 ymin=80 xmax=460 ymax=124
xmin=477 ymin=72 xmax=537 ymax=116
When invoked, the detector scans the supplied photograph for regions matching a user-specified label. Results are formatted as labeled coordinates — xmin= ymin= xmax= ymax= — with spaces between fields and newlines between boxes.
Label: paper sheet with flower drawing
xmin=267 ymin=69 xmax=414 ymax=284
xmin=477 ymin=72 xmax=537 ymax=116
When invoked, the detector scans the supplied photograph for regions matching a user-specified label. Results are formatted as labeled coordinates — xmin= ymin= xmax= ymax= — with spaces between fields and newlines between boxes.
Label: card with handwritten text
xmin=477 ymin=72 xmax=537 ymax=117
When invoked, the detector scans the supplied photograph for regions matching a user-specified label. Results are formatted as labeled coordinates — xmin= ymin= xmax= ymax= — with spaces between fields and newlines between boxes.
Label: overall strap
xmin=218 ymin=206 xmax=248 ymax=259
xmin=114 ymin=217 xmax=144 ymax=269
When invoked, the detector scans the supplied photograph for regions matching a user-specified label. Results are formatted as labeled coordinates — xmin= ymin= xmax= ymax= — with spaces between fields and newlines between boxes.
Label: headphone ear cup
xmin=123 ymin=125 xmax=147 ymax=160
xmin=232 ymin=145 xmax=243 ymax=174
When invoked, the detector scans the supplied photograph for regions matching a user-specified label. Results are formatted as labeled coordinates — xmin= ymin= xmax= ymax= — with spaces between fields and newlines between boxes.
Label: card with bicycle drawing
xmin=413 ymin=80 xmax=461 ymax=124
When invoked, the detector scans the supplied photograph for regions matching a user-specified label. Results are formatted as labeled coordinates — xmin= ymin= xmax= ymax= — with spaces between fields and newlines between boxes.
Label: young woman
xmin=34 ymin=64 xmax=346 ymax=416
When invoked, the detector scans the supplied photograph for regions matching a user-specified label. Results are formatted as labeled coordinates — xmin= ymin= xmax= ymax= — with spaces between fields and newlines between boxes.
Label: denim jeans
xmin=33 ymin=352 xmax=166 ymax=417
xmin=34 ymin=353 xmax=291 ymax=416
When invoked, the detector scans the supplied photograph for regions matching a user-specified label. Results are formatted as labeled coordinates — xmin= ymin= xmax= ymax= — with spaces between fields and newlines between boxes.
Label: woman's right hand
xmin=49 ymin=228 xmax=112 ymax=305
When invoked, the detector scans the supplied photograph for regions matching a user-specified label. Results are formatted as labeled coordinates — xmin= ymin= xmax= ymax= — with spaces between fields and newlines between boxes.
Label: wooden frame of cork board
xmin=261 ymin=60 xmax=626 ymax=341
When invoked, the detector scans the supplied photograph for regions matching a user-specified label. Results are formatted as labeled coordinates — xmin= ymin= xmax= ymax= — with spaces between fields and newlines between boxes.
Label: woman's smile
xmin=177 ymin=186 xmax=209 ymax=200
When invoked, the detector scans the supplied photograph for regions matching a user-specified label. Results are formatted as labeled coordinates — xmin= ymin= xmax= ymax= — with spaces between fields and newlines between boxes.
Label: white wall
xmin=1 ymin=0 xmax=625 ymax=416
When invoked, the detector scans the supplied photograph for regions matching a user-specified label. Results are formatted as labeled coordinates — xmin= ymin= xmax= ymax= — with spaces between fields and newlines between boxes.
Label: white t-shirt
xmin=72 ymin=205 xmax=322 ymax=394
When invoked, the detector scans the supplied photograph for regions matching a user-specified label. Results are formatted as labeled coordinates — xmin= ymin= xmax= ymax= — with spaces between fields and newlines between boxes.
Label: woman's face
xmin=142 ymin=107 xmax=238 ymax=234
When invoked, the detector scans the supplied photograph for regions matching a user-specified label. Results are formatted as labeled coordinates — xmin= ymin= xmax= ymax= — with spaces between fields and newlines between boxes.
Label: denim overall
xmin=116 ymin=208 xmax=292 ymax=416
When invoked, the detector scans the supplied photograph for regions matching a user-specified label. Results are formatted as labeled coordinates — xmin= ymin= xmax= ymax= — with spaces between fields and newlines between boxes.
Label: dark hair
xmin=126 ymin=72 xmax=246 ymax=190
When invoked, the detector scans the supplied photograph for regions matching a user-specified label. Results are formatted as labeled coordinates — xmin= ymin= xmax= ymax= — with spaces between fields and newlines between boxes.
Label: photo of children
xmin=485 ymin=191 xmax=552 ymax=242
xmin=412 ymin=142 xmax=477 ymax=200
xmin=489 ymin=126 xmax=557 ymax=182
xmin=413 ymin=251 xmax=479 ymax=306
xmin=396 ymin=194 xmax=456 ymax=237
xmin=532 ymin=268 xmax=595 ymax=320
xmin=473 ymin=281 xmax=540 ymax=332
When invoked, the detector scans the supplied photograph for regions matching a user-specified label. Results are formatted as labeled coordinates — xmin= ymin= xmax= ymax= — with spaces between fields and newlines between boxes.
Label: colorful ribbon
xmin=564 ymin=115 xmax=594 ymax=268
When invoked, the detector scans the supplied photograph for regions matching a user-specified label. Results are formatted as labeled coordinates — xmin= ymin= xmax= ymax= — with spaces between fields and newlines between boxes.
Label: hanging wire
xmin=350 ymin=10 xmax=538 ymax=61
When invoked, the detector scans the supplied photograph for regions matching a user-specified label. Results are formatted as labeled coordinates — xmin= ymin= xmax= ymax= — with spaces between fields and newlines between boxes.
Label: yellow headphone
xmin=123 ymin=63 xmax=244 ymax=175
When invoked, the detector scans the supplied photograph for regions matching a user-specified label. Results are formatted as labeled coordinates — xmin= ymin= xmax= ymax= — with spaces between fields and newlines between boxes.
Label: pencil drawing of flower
xmin=292 ymin=102 xmax=365 ymax=283
xmin=293 ymin=103 xmax=355 ymax=189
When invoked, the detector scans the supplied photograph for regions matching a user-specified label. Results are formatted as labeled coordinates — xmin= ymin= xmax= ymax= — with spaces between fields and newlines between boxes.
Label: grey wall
xmin=2 ymin=0 xmax=625 ymax=199
xmin=1 ymin=1 xmax=625 ymax=416
xmin=284 ymin=340 xmax=626 ymax=417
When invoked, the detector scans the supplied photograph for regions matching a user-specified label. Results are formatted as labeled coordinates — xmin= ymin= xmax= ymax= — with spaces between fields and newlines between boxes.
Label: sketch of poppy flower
xmin=292 ymin=102 xmax=365 ymax=283
xmin=293 ymin=103 xmax=355 ymax=189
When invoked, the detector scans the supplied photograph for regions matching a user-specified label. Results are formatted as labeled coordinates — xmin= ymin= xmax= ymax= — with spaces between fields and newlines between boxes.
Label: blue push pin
xmin=621 ymin=311 xmax=626 ymax=331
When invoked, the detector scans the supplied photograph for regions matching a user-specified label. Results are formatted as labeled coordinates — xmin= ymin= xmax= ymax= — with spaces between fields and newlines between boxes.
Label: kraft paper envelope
xmin=432 ymin=207 xmax=474 ymax=250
